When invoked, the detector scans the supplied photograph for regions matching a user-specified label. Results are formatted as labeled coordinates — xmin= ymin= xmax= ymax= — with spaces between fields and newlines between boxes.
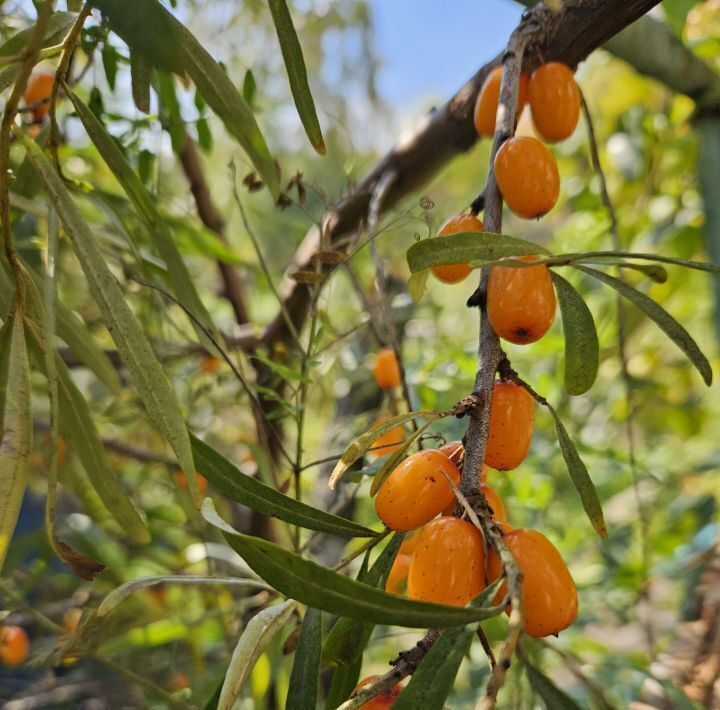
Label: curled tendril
xmin=419 ymin=196 xmax=434 ymax=210
xmin=413 ymin=232 xmax=422 ymax=241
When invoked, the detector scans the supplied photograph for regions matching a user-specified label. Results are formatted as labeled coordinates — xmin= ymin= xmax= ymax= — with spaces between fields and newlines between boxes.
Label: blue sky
xmin=370 ymin=0 xmax=524 ymax=105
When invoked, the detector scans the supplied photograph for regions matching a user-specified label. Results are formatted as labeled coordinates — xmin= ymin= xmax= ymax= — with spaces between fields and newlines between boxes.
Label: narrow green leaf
xmin=54 ymin=301 xmax=121 ymax=391
xmin=130 ymin=51 xmax=153 ymax=114
xmin=92 ymin=0 xmax=280 ymax=198
xmin=98 ymin=575 xmax=272 ymax=617
xmin=564 ymin=250 xmax=720 ymax=274
xmin=42 ymin=205 xmax=60 ymax=551
xmin=524 ymin=658 xmax=583 ymax=710
xmin=0 ymin=260 xmax=120 ymax=391
xmin=408 ymin=269 xmax=429 ymax=303
xmin=576 ymin=265 xmax=713 ymax=386
xmin=23 ymin=324 xmax=149 ymax=543
xmin=21 ymin=133 xmax=198 ymax=501
xmin=242 ymin=69 xmax=257 ymax=107
xmin=322 ymin=533 xmax=404 ymax=667
xmin=0 ymin=303 xmax=31 ymax=570
xmin=603 ymin=261 xmax=668 ymax=283
xmin=329 ymin=410 xmax=442 ymax=490
xmin=218 ymin=600 xmax=297 ymax=710
xmin=0 ymin=11 xmax=77 ymax=58
xmin=192 ymin=435 xmax=378 ymax=538
xmin=66 ymin=89 xmax=221 ymax=351
xmin=551 ymin=272 xmax=599 ymax=396
xmin=202 ymin=500 xmax=503 ymax=629
xmin=286 ymin=608 xmax=323 ymax=710
xmin=546 ymin=404 xmax=607 ymax=538
xmin=325 ymin=656 xmax=362 ymax=710
xmin=406 ymin=232 xmax=552 ymax=274
xmin=268 ymin=0 xmax=326 ymax=155
xmin=392 ymin=626 xmax=474 ymax=710
xmin=101 ymin=43 xmax=119 ymax=91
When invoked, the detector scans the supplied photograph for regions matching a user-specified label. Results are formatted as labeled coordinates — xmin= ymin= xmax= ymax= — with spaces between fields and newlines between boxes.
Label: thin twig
xmin=49 ymin=4 xmax=91 ymax=174
xmin=367 ymin=170 xmax=418 ymax=433
xmin=332 ymin=528 xmax=390 ymax=572
xmin=229 ymin=161 xmax=302 ymax=350
xmin=336 ymin=629 xmax=442 ymax=710
xmin=1 ymin=0 xmax=55 ymax=298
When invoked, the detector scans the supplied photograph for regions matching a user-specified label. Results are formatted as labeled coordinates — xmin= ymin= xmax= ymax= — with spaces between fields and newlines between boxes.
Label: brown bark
xmin=178 ymin=133 xmax=251 ymax=325
xmin=261 ymin=0 xmax=662 ymax=352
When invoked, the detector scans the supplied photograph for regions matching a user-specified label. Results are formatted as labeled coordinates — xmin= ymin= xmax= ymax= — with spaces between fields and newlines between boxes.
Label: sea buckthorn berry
xmin=375 ymin=450 xmax=460 ymax=531
xmin=438 ymin=441 xmax=489 ymax=482
xmin=371 ymin=415 xmax=405 ymax=457
xmin=200 ymin=356 xmax=222 ymax=373
xmin=385 ymin=553 xmax=411 ymax=595
xmin=487 ymin=528 xmax=578 ymax=637
xmin=169 ymin=671 xmax=190 ymax=691
xmin=372 ymin=347 xmax=401 ymax=389
xmin=0 ymin=625 xmax=29 ymax=666
xmin=441 ymin=482 xmax=507 ymax=521
xmin=487 ymin=255 xmax=556 ymax=344
xmin=485 ymin=381 xmax=534 ymax=470
xmin=175 ymin=471 xmax=209 ymax=493
xmin=398 ymin=530 xmax=419 ymax=556
xmin=63 ymin=608 xmax=82 ymax=635
xmin=474 ymin=66 xmax=529 ymax=138
xmin=494 ymin=136 xmax=560 ymax=219
xmin=431 ymin=213 xmax=484 ymax=284
xmin=353 ymin=675 xmax=402 ymax=709
xmin=23 ymin=69 xmax=54 ymax=122
xmin=407 ymin=517 xmax=486 ymax=607
xmin=528 ymin=62 xmax=580 ymax=143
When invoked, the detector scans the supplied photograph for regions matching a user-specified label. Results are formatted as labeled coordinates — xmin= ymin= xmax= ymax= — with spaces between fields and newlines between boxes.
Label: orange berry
xmin=487 ymin=527 xmax=578 ymax=637
xmin=200 ymin=356 xmax=222 ymax=373
xmin=371 ymin=416 xmax=404 ymax=457
xmin=494 ymin=136 xmax=560 ymax=219
xmin=528 ymin=62 xmax=580 ymax=143
xmin=375 ymin=450 xmax=460 ymax=531
xmin=385 ymin=553 xmax=411 ymax=595
xmin=438 ymin=441 xmax=488 ymax=482
xmin=398 ymin=530 xmax=419 ymax=556
xmin=0 ymin=625 xmax=29 ymax=666
xmin=473 ymin=66 xmax=529 ymax=137
xmin=169 ymin=671 xmax=190 ymax=691
xmin=408 ymin=517 xmax=486 ymax=607
xmin=485 ymin=381 xmax=534 ymax=470
xmin=175 ymin=471 xmax=209 ymax=493
xmin=372 ymin=347 xmax=401 ymax=389
xmin=63 ymin=608 xmax=82 ymax=635
xmin=23 ymin=69 xmax=54 ymax=121
xmin=431 ymin=213 xmax=484 ymax=284
xmin=353 ymin=675 xmax=402 ymax=709
xmin=441 ymin=482 xmax=507 ymax=521
xmin=487 ymin=255 xmax=556 ymax=344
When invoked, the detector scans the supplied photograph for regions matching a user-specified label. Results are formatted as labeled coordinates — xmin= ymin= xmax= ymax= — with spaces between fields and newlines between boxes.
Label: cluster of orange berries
xmin=368 ymin=332 xmax=577 ymax=639
xmin=374 ymin=396 xmax=577 ymax=640
xmin=431 ymin=63 xmax=580 ymax=345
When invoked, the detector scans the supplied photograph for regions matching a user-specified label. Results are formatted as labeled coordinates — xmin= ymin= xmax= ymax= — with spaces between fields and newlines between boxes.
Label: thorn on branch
xmin=466 ymin=288 xmax=485 ymax=309
xmin=452 ymin=394 xmax=481 ymax=419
